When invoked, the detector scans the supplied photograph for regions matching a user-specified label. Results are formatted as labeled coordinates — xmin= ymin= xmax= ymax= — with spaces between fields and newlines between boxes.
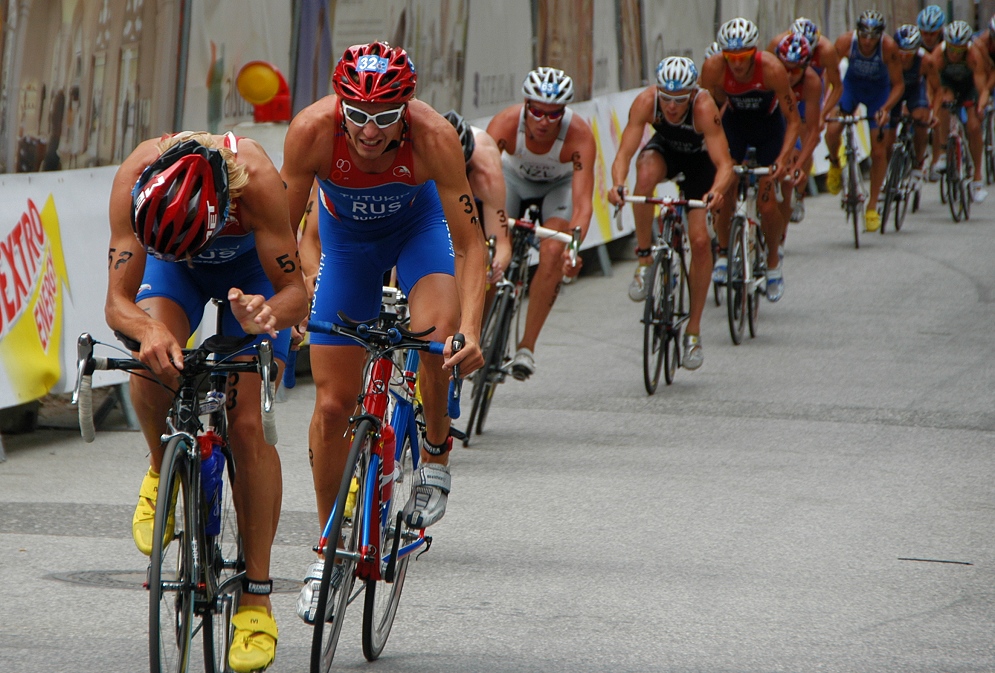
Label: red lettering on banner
xmin=0 ymin=199 xmax=49 ymax=337
xmin=33 ymin=253 xmax=57 ymax=351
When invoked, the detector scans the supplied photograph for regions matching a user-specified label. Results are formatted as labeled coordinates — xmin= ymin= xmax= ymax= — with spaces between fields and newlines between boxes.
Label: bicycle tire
xmin=202 ymin=429 xmax=242 ymax=673
xmin=664 ymin=249 xmax=689 ymax=385
xmin=947 ymin=138 xmax=963 ymax=222
xmin=747 ymin=226 xmax=764 ymax=339
xmin=711 ymin=238 xmax=722 ymax=306
xmin=848 ymin=159 xmax=861 ymax=249
xmin=880 ymin=149 xmax=903 ymax=233
xmin=149 ymin=436 xmax=197 ymax=673
xmin=726 ymin=216 xmax=747 ymax=345
xmin=962 ymin=138 xmax=973 ymax=221
xmin=985 ymin=111 xmax=995 ymax=185
xmin=642 ymin=252 xmax=667 ymax=394
xmin=465 ymin=288 xmax=512 ymax=443
xmin=311 ymin=420 xmax=370 ymax=673
xmin=361 ymin=411 xmax=419 ymax=660
xmin=894 ymin=153 xmax=913 ymax=232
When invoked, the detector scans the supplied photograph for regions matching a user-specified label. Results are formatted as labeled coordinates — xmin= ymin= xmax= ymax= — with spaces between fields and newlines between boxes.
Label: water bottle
xmin=198 ymin=431 xmax=226 ymax=536
xmin=377 ymin=425 xmax=396 ymax=505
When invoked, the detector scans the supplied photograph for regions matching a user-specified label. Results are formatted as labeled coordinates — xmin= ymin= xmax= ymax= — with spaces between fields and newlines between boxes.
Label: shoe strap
xmin=231 ymin=607 xmax=279 ymax=640
xmin=415 ymin=464 xmax=452 ymax=493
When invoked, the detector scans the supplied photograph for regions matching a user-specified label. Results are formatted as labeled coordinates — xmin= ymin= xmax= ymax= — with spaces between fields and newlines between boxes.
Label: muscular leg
xmin=517 ymin=220 xmax=568 ymax=354
xmin=866 ymin=127 xmax=889 ymax=210
xmin=685 ymin=209 xmax=713 ymax=336
xmin=632 ymin=150 xmax=668 ymax=255
xmin=226 ymin=368 xmax=282 ymax=612
xmin=757 ymin=175 xmax=785 ymax=270
xmin=308 ymin=344 xmax=365 ymax=528
xmin=966 ymin=105 xmax=984 ymax=181
xmin=912 ymin=108 xmax=930 ymax=166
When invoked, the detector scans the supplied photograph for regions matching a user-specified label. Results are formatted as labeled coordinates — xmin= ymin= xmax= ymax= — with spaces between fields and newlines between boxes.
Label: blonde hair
xmin=156 ymin=131 xmax=249 ymax=199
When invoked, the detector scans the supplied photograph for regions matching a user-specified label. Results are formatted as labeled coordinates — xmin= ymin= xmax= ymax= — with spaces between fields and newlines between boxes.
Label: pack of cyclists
xmin=103 ymin=9 xmax=995 ymax=665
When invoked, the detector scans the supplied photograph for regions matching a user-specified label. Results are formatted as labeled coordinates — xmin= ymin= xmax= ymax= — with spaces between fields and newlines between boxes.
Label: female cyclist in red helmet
xmin=281 ymin=42 xmax=486 ymax=624
xmin=106 ymin=131 xmax=308 ymax=672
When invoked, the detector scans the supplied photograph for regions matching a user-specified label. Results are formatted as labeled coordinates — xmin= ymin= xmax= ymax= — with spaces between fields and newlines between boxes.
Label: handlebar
xmin=505 ymin=216 xmax=581 ymax=269
xmin=307 ymin=314 xmax=464 ymax=419
xmin=826 ymin=114 xmax=868 ymax=124
xmin=72 ymin=332 xmax=279 ymax=445
xmin=620 ymin=195 xmax=710 ymax=209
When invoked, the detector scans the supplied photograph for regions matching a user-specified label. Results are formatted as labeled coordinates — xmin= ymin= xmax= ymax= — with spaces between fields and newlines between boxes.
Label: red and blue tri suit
xmin=309 ymin=107 xmax=455 ymax=346
xmin=721 ymin=51 xmax=787 ymax=166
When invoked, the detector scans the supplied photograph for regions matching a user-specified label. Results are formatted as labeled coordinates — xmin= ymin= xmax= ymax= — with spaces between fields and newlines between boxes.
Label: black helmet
xmin=443 ymin=109 xmax=476 ymax=164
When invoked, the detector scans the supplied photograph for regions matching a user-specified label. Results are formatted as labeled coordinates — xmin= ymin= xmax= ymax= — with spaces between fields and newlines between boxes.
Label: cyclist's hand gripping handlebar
xmin=441 ymin=333 xmax=464 ymax=419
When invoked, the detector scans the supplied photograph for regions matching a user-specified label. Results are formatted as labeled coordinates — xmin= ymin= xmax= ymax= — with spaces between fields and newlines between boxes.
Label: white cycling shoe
xmin=402 ymin=463 xmax=451 ymax=528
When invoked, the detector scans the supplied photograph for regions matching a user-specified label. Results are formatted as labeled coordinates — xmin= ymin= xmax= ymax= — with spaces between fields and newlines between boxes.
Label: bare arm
xmin=879 ymin=38 xmax=906 ymax=126
xmin=970 ymin=49 xmax=990 ymax=111
xmin=795 ymin=69 xmax=824 ymax=185
xmin=762 ymin=53 xmax=801 ymax=178
xmin=565 ymin=118 xmax=597 ymax=241
xmin=485 ymin=105 xmax=521 ymax=156
xmin=697 ymin=92 xmax=735 ymax=209
xmin=609 ymin=87 xmax=656 ymax=204
xmin=467 ymin=130 xmax=511 ymax=280
xmin=820 ymin=39 xmax=845 ymax=120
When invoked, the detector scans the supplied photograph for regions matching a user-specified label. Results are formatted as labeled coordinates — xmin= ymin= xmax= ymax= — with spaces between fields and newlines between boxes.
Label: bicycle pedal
xmin=448 ymin=426 xmax=467 ymax=441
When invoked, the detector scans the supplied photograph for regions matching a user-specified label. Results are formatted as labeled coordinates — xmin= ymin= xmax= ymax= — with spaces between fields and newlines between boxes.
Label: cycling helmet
xmin=917 ymin=5 xmax=946 ymax=32
xmin=522 ymin=67 xmax=574 ymax=104
xmin=990 ymin=13 xmax=995 ymax=35
xmin=443 ymin=109 xmax=476 ymax=164
xmin=792 ymin=18 xmax=821 ymax=47
xmin=332 ymin=42 xmax=417 ymax=104
xmin=656 ymin=56 xmax=698 ymax=93
xmin=894 ymin=24 xmax=922 ymax=51
xmin=944 ymin=20 xmax=973 ymax=47
xmin=717 ymin=18 xmax=759 ymax=51
xmin=703 ymin=41 xmax=721 ymax=61
xmin=857 ymin=10 xmax=885 ymax=35
xmin=131 ymin=139 xmax=230 ymax=262
xmin=776 ymin=33 xmax=812 ymax=68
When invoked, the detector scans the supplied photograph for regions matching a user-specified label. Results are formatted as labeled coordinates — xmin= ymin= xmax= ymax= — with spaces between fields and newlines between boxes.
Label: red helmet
xmin=332 ymin=42 xmax=417 ymax=103
xmin=776 ymin=33 xmax=812 ymax=68
xmin=131 ymin=139 xmax=229 ymax=261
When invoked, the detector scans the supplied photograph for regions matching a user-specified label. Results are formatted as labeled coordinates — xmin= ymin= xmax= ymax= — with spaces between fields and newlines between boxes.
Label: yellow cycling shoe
xmin=826 ymin=163 xmax=842 ymax=195
xmin=132 ymin=468 xmax=177 ymax=556
xmin=229 ymin=606 xmax=278 ymax=672
xmin=865 ymin=209 xmax=881 ymax=233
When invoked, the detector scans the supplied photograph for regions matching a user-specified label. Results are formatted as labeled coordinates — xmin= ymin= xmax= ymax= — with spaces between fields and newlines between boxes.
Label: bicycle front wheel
xmin=149 ymin=437 xmax=197 ymax=673
xmin=311 ymin=420 xmax=369 ymax=673
xmin=946 ymin=141 xmax=964 ymax=222
xmin=880 ymin=150 xmax=903 ymax=233
xmin=663 ymin=251 xmax=688 ymax=385
xmin=847 ymin=160 xmax=861 ymax=249
xmin=748 ymin=227 xmax=764 ymax=339
xmin=985 ymin=111 xmax=995 ymax=185
xmin=726 ymin=217 xmax=747 ymax=345
xmin=642 ymin=252 xmax=668 ymax=394
xmin=361 ymin=412 xmax=419 ymax=660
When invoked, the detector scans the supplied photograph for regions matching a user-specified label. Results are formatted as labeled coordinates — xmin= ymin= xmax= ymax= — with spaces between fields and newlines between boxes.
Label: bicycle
xmin=982 ymin=104 xmax=995 ymax=185
xmin=725 ymin=161 xmax=773 ymax=345
xmin=462 ymin=206 xmax=580 ymax=445
xmin=941 ymin=100 xmax=973 ymax=222
xmin=72 ymin=307 xmax=279 ymax=673
xmin=304 ymin=288 xmax=463 ymax=671
xmin=827 ymin=114 xmax=868 ymax=249
xmin=619 ymin=193 xmax=708 ymax=394
xmin=879 ymin=113 xmax=921 ymax=233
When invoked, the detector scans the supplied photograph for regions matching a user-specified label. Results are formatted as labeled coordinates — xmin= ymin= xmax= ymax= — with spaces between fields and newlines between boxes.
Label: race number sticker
xmin=357 ymin=55 xmax=388 ymax=73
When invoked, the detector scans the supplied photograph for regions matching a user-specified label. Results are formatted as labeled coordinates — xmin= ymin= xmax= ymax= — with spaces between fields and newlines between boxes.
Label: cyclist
xmin=486 ymin=67 xmax=595 ymax=380
xmin=281 ymin=42 xmax=486 ymax=623
xmin=699 ymin=17 xmax=800 ymax=302
xmin=608 ymin=56 xmax=734 ymax=370
xmin=923 ymin=20 xmax=990 ymax=203
xmin=973 ymin=14 xmax=995 ymax=90
xmin=824 ymin=10 xmax=905 ymax=233
xmin=106 ymin=132 xmax=309 ymax=672
xmin=768 ymin=17 xmax=844 ymax=221
xmin=443 ymin=109 xmax=511 ymax=284
xmin=917 ymin=4 xmax=947 ymax=179
xmin=772 ymin=33 xmax=824 ymax=231
xmin=891 ymin=25 xmax=932 ymax=183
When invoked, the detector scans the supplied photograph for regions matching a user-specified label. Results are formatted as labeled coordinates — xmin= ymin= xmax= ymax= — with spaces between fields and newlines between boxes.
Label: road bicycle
xmin=725 ymin=161 xmax=774 ymax=345
xmin=72 ymin=304 xmax=278 ymax=673
xmin=879 ymin=113 xmax=921 ymax=233
xmin=462 ymin=206 xmax=580 ymax=444
xmin=981 ymin=103 xmax=995 ymax=185
xmin=304 ymin=288 xmax=462 ymax=671
xmin=619 ymin=193 xmax=707 ymax=394
xmin=941 ymin=100 xmax=973 ymax=222
xmin=827 ymin=114 xmax=868 ymax=248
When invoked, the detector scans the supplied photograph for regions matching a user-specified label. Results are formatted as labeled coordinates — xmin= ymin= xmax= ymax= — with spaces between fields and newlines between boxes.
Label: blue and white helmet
xmin=656 ymin=57 xmax=698 ymax=93
xmin=703 ymin=42 xmax=721 ymax=61
xmin=894 ymin=24 xmax=922 ymax=51
xmin=791 ymin=18 xmax=820 ymax=48
xmin=944 ymin=20 xmax=972 ymax=47
xmin=917 ymin=5 xmax=946 ymax=32
xmin=717 ymin=18 xmax=759 ymax=51
xmin=857 ymin=10 xmax=885 ymax=35
xmin=522 ymin=67 xmax=574 ymax=104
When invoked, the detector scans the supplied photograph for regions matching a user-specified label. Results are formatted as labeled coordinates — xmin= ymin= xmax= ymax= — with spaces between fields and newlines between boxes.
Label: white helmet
xmin=703 ymin=42 xmax=721 ymax=61
xmin=717 ymin=18 xmax=759 ymax=51
xmin=656 ymin=57 xmax=698 ymax=93
xmin=944 ymin=20 xmax=972 ymax=47
xmin=522 ymin=67 xmax=574 ymax=104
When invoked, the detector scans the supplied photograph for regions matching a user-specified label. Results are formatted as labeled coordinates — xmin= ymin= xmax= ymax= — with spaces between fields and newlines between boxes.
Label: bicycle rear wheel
xmin=311 ymin=420 xmax=369 ymax=673
xmin=642 ymin=251 xmax=667 ymax=394
xmin=149 ymin=437 xmax=197 ymax=673
xmin=465 ymin=288 xmax=512 ymax=443
xmin=361 ymin=412 xmax=419 ymax=660
xmin=726 ymin=217 xmax=747 ymax=345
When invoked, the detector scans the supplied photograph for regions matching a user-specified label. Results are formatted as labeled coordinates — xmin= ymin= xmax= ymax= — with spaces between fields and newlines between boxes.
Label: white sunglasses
xmin=341 ymin=102 xmax=406 ymax=128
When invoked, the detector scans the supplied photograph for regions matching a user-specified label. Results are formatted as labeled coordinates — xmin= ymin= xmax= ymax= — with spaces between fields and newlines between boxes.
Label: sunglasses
xmin=341 ymin=102 xmax=405 ymax=129
xmin=526 ymin=103 xmax=566 ymax=121
xmin=723 ymin=48 xmax=756 ymax=64
xmin=857 ymin=30 xmax=882 ymax=39
xmin=658 ymin=91 xmax=692 ymax=104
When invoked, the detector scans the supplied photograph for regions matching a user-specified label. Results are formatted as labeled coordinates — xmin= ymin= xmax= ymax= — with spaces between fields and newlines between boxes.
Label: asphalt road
xmin=2 ymin=186 xmax=994 ymax=673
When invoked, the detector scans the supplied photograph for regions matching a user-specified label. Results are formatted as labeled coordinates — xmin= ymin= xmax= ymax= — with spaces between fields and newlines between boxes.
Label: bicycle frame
xmin=731 ymin=165 xmax=770 ymax=296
